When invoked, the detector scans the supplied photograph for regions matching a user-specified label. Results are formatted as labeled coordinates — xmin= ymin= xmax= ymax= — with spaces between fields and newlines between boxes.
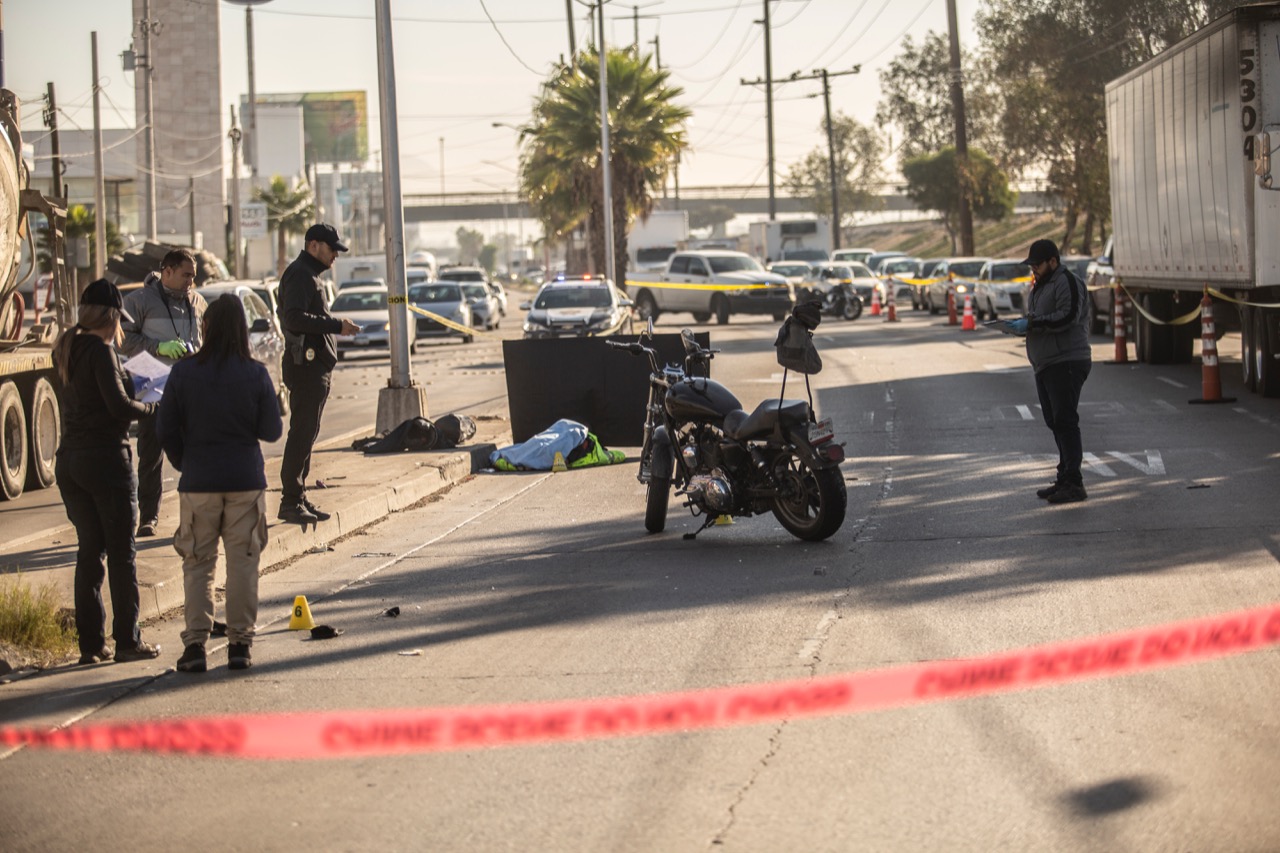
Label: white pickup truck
xmin=624 ymin=250 xmax=794 ymax=324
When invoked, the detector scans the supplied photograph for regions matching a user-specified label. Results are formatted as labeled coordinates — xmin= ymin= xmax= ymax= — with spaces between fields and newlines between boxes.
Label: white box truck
xmin=748 ymin=219 xmax=832 ymax=263
xmin=627 ymin=210 xmax=689 ymax=272
xmin=1102 ymin=2 xmax=1280 ymax=394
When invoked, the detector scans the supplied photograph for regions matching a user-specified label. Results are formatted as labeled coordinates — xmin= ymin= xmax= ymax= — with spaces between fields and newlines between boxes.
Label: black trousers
xmin=135 ymin=411 xmax=162 ymax=523
xmin=56 ymin=446 xmax=142 ymax=655
xmin=1034 ymin=360 xmax=1092 ymax=486
xmin=280 ymin=359 xmax=332 ymax=505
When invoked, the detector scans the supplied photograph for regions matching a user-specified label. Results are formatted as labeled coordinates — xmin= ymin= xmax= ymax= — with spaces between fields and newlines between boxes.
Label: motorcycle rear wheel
xmin=645 ymin=477 xmax=670 ymax=533
xmin=770 ymin=454 xmax=847 ymax=541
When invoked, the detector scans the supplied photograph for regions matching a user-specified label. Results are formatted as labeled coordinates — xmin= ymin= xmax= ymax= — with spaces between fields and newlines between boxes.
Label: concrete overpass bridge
xmin=402 ymin=184 xmax=1053 ymax=224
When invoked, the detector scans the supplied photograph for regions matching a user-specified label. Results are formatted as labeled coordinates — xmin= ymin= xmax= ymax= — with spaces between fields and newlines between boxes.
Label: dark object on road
xmin=310 ymin=625 xmax=344 ymax=639
xmin=351 ymin=413 xmax=476 ymax=454
xmin=382 ymin=606 xmax=401 ymax=617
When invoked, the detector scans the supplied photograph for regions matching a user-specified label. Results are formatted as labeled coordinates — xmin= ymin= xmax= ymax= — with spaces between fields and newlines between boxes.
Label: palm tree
xmin=253 ymin=175 xmax=315 ymax=276
xmin=36 ymin=204 xmax=125 ymax=276
xmin=520 ymin=48 xmax=689 ymax=288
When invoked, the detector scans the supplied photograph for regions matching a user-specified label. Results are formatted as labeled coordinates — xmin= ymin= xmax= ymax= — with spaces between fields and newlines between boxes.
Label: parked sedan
xmin=196 ymin=281 xmax=289 ymax=414
xmin=460 ymin=281 xmax=500 ymax=330
xmin=766 ymin=261 xmax=814 ymax=285
xmin=924 ymin=257 xmax=988 ymax=315
xmin=873 ymin=256 xmax=922 ymax=305
xmin=973 ymin=259 xmax=1033 ymax=320
xmin=911 ymin=258 xmax=946 ymax=309
xmin=330 ymin=285 xmax=420 ymax=360
xmin=521 ymin=276 xmax=634 ymax=339
xmin=407 ymin=281 xmax=474 ymax=344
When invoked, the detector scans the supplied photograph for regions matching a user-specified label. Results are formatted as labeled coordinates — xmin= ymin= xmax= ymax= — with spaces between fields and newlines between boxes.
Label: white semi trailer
xmin=1103 ymin=2 xmax=1280 ymax=395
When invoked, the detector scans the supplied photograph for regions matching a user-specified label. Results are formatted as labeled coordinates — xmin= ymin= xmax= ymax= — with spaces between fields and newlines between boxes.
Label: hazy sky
xmin=8 ymin=0 xmax=981 ymax=199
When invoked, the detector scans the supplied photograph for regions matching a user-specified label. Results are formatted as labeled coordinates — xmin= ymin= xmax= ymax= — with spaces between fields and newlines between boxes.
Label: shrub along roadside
xmin=0 ymin=575 xmax=77 ymax=671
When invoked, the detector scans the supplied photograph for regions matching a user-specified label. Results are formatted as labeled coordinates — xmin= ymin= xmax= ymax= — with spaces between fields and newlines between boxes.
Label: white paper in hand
xmin=122 ymin=351 xmax=172 ymax=381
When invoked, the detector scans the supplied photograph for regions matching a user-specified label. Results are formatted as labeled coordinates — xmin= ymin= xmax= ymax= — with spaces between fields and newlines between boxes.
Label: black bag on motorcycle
xmin=774 ymin=302 xmax=823 ymax=374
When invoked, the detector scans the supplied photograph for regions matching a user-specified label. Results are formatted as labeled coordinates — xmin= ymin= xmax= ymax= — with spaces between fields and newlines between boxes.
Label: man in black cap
xmin=275 ymin=223 xmax=360 ymax=524
xmin=1005 ymin=238 xmax=1092 ymax=504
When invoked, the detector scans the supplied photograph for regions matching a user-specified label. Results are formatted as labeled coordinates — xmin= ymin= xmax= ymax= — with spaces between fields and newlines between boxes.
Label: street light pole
xmin=373 ymin=0 xmax=426 ymax=432
xmin=597 ymin=0 xmax=617 ymax=285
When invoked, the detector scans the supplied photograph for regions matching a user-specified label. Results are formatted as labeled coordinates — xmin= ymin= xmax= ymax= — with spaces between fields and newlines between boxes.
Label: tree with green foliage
xmin=783 ymin=114 xmax=886 ymax=231
xmin=253 ymin=175 xmax=315 ymax=276
xmin=455 ymin=226 xmax=485 ymax=265
xmin=902 ymin=147 xmax=1014 ymax=254
xmin=478 ymin=244 xmax=498 ymax=274
xmin=519 ymin=48 xmax=690 ymax=287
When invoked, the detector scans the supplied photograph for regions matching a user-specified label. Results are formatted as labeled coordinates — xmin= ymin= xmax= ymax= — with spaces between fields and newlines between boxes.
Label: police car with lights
xmin=521 ymin=275 xmax=635 ymax=339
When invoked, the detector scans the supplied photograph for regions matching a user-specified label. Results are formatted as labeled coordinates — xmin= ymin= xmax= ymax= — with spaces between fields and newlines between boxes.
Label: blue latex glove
xmin=157 ymin=339 xmax=188 ymax=359
xmin=1005 ymin=317 xmax=1028 ymax=335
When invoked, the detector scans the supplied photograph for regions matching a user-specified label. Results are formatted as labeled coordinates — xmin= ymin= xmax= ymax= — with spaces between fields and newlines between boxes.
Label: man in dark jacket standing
xmin=120 ymin=248 xmax=207 ymax=536
xmin=276 ymin=223 xmax=359 ymax=524
xmin=1005 ymin=239 xmax=1093 ymax=504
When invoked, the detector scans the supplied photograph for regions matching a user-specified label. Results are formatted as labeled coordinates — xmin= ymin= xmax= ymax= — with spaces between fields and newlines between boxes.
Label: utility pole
xmin=740 ymin=1 xmax=777 ymax=219
xmin=187 ymin=176 xmax=197 ymax=246
xmin=139 ymin=0 xmax=157 ymax=240
xmin=773 ymin=66 xmax=860 ymax=251
xmin=92 ymin=32 xmax=107 ymax=278
xmin=245 ymin=4 xmax=258 ymax=177
xmin=946 ymin=0 xmax=974 ymax=255
xmin=565 ymin=0 xmax=576 ymax=67
xmin=649 ymin=34 xmax=661 ymax=69
xmin=229 ymin=105 xmax=242 ymax=277
xmin=44 ymin=82 xmax=62 ymax=200
xmin=598 ymin=0 xmax=617 ymax=286
xmin=633 ymin=6 xmax=639 ymax=50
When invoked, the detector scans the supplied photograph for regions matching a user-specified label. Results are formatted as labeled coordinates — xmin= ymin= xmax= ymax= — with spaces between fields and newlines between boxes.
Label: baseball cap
xmin=304 ymin=223 xmax=349 ymax=252
xmin=81 ymin=278 xmax=134 ymax=323
xmin=1021 ymin=238 xmax=1060 ymax=266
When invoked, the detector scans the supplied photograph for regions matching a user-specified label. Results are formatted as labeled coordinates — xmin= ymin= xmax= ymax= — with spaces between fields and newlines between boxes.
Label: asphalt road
xmin=1 ymin=310 xmax=1277 ymax=851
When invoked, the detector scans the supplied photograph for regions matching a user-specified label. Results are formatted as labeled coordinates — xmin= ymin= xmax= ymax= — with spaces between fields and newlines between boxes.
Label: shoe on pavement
xmin=114 ymin=640 xmax=161 ymax=662
xmin=227 ymin=643 xmax=252 ymax=671
xmin=210 ymin=620 xmax=227 ymax=638
xmin=176 ymin=643 xmax=207 ymax=673
xmin=277 ymin=502 xmax=318 ymax=524
xmin=77 ymin=646 xmax=113 ymax=665
xmin=1036 ymin=482 xmax=1064 ymax=499
xmin=1046 ymin=483 xmax=1088 ymax=504
xmin=137 ymin=519 xmax=159 ymax=537
xmin=300 ymin=497 xmax=331 ymax=522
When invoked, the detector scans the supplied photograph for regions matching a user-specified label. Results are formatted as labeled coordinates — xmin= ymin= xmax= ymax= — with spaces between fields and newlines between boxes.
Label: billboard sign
xmin=240 ymin=202 xmax=269 ymax=239
xmin=249 ymin=91 xmax=369 ymax=165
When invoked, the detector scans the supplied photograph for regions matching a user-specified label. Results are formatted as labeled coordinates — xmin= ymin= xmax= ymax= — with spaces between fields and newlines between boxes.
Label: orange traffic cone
xmin=884 ymin=290 xmax=898 ymax=322
xmin=1107 ymin=284 xmax=1129 ymax=364
xmin=869 ymin=287 xmax=882 ymax=316
xmin=1189 ymin=290 xmax=1235 ymax=404
xmin=946 ymin=289 xmax=958 ymax=326
xmin=961 ymin=293 xmax=976 ymax=331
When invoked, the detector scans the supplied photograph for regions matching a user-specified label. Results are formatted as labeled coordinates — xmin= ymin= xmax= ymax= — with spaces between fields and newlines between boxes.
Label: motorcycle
xmin=799 ymin=281 xmax=862 ymax=321
xmin=606 ymin=323 xmax=848 ymax=542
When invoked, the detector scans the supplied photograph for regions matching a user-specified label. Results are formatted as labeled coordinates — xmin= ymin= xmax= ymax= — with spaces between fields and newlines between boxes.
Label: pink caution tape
xmin=4 ymin=603 xmax=1278 ymax=760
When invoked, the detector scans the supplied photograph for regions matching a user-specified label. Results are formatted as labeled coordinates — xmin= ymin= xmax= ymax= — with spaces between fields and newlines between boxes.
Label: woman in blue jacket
xmin=157 ymin=294 xmax=283 ymax=673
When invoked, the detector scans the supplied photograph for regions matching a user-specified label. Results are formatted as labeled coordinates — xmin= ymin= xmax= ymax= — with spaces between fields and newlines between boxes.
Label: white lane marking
xmin=1083 ymin=452 xmax=1118 ymax=477
xmin=1016 ymin=404 xmax=1034 ymax=420
xmin=798 ymin=608 xmax=840 ymax=660
xmin=1106 ymin=450 xmax=1166 ymax=476
xmin=1157 ymin=376 xmax=1187 ymax=388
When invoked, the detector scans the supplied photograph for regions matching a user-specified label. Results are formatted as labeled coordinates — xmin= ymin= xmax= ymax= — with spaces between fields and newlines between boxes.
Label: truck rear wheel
xmin=713 ymin=295 xmax=730 ymax=325
xmin=0 ymin=381 xmax=28 ymax=501
xmin=26 ymin=377 xmax=59 ymax=490
xmin=1255 ymin=307 xmax=1279 ymax=397
xmin=1240 ymin=304 xmax=1257 ymax=391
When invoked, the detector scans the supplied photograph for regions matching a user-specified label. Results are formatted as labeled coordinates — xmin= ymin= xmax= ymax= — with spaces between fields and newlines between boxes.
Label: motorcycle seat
xmin=725 ymin=399 xmax=808 ymax=440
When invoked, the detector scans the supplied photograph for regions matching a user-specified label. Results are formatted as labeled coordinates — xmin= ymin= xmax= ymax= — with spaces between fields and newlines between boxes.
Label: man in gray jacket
xmin=120 ymin=248 xmax=207 ymax=535
xmin=1004 ymin=239 xmax=1092 ymax=504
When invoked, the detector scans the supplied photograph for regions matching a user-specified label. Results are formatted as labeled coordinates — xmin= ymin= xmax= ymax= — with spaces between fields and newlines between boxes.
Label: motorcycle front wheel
xmin=842 ymin=296 xmax=862 ymax=321
xmin=770 ymin=453 xmax=847 ymax=541
xmin=645 ymin=477 xmax=671 ymax=533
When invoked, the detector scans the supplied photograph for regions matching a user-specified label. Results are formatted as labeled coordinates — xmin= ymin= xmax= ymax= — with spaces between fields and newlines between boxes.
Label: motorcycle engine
xmin=686 ymin=470 xmax=735 ymax=513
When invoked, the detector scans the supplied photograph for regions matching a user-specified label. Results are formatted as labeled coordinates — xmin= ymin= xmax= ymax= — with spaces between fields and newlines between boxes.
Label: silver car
xmin=459 ymin=281 xmax=500 ymax=330
xmin=196 ymin=281 xmax=289 ymax=414
xmin=408 ymin=281 xmax=474 ymax=344
xmin=973 ymin=259 xmax=1033 ymax=320
xmin=330 ymin=285 xmax=420 ymax=360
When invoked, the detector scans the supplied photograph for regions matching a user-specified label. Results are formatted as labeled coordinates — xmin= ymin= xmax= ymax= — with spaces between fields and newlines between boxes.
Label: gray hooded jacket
xmin=1025 ymin=264 xmax=1091 ymax=373
xmin=120 ymin=272 xmax=208 ymax=366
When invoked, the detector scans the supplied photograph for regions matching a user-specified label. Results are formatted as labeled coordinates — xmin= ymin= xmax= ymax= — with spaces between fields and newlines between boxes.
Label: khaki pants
xmin=174 ymin=491 xmax=267 ymax=648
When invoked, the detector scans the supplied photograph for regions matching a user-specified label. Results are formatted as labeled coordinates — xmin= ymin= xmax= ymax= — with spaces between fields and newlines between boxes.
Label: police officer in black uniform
xmin=276 ymin=223 xmax=359 ymax=524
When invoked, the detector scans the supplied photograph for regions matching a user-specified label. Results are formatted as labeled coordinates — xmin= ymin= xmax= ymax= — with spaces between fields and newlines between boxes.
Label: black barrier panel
xmin=502 ymin=332 xmax=711 ymax=446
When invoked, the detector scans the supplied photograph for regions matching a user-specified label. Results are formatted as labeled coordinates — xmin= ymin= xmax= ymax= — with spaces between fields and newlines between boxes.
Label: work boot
xmin=1046 ymin=483 xmax=1088 ymax=504
xmin=1036 ymin=482 xmax=1064 ymax=499
xmin=227 ymin=643 xmax=252 ymax=671
xmin=114 ymin=640 xmax=161 ymax=662
xmin=137 ymin=518 xmax=159 ymax=537
xmin=277 ymin=502 xmax=317 ymax=525
xmin=176 ymin=643 xmax=207 ymax=674
xmin=300 ymin=497 xmax=331 ymax=522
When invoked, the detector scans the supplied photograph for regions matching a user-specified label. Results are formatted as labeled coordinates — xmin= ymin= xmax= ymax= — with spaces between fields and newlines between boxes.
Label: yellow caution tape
xmin=892 ymin=277 xmax=941 ymax=288
xmin=407 ymin=303 xmax=497 ymax=337
xmin=624 ymin=280 xmax=789 ymax=293
xmin=1206 ymin=287 xmax=1280 ymax=309
xmin=1118 ymin=281 xmax=1202 ymax=326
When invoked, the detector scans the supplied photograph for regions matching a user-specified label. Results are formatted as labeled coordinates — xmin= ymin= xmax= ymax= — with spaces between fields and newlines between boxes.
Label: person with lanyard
xmin=275 ymin=223 xmax=359 ymax=525
xmin=53 ymin=279 xmax=162 ymax=664
xmin=121 ymin=248 xmax=207 ymax=537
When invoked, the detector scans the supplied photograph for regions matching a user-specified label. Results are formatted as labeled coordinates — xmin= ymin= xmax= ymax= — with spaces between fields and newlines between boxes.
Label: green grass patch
xmin=0 ymin=575 xmax=77 ymax=659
